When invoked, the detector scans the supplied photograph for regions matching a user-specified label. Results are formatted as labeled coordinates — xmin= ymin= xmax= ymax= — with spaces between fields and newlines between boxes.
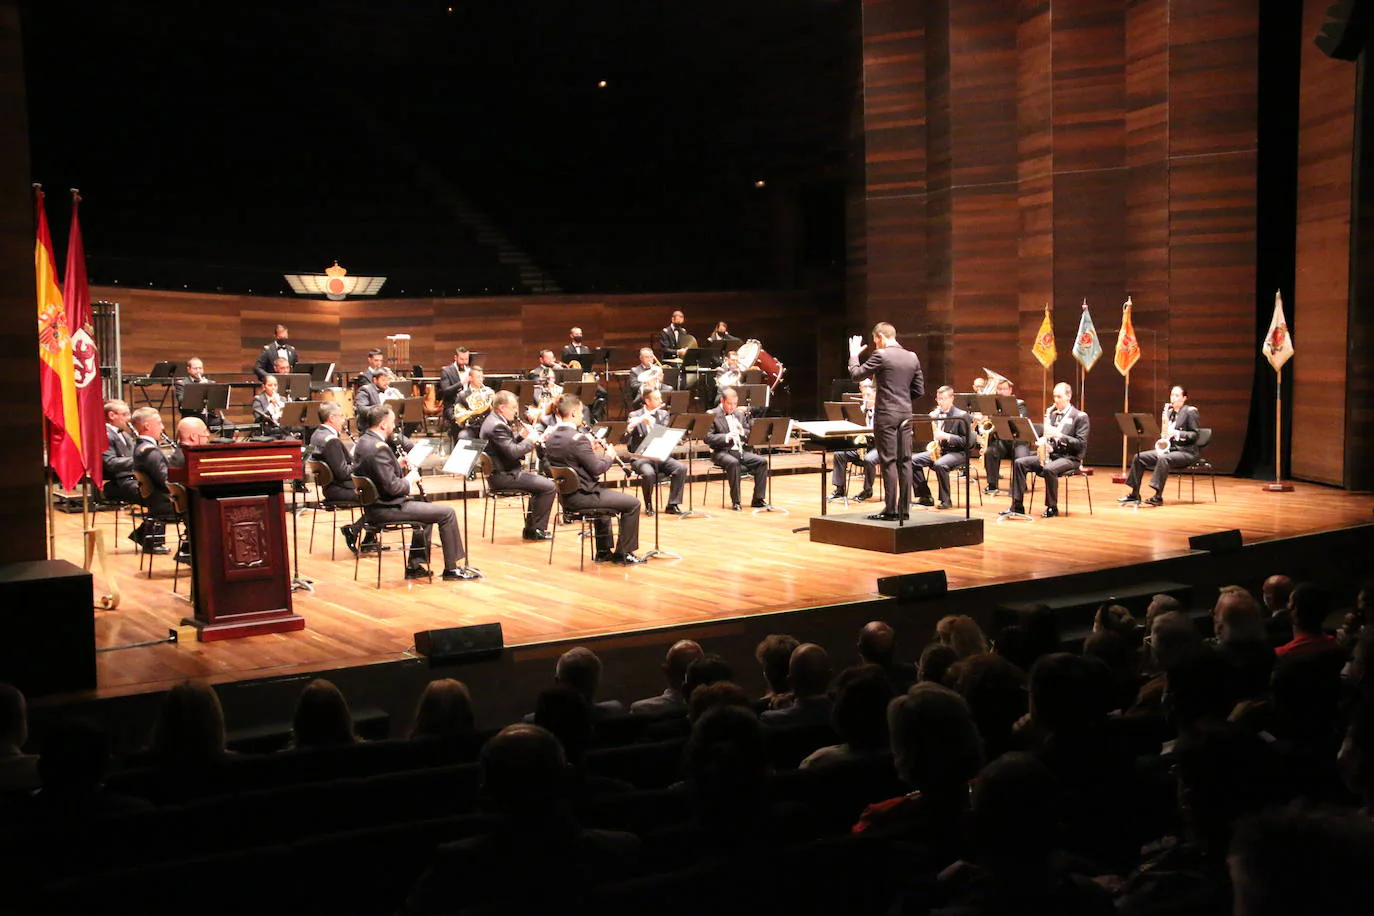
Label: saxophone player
xmin=1119 ymin=385 xmax=1200 ymax=506
xmin=911 ymin=385 xmax=969 ymax=509
xmin=830 ymin=379 xmax=878 ymax=501
xmin=453 ymin=365 xmax=494 ymax=441
xmin=982 ymin=378 xmax=1029 ymax=495
xmin=1003 ymin=382 xmax=1089 ymax=519
xmin=252 ymin=374 xmax=287 ymax=437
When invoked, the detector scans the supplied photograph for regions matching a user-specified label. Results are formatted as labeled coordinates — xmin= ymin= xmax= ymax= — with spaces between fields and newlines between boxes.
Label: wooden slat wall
xmin=1292 ymin=0 xmax=1356 ymax=486
xmin=2 ymin=0 xmax=47 ymax=562
xmin=858 ymin=0 xmax=1261 ymax=471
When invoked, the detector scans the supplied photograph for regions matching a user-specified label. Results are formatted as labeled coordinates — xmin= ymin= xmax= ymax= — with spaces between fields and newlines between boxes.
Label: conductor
xmin=848 ymin=322 xmax=925 ymax=520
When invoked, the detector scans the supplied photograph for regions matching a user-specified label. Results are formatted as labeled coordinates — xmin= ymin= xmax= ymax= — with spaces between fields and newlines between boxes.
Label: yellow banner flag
xmin=1031 ymin=303 xmax=1056 ymax=369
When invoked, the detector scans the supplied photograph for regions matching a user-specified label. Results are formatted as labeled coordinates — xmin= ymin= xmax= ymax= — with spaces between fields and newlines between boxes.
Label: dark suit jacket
xmin=1163 ymin=404 xmax=1201 ymax=458
xmin=309 ymin=426 xmax=357 ymax=501
xmin=562 ymin=343 xmax=594 ymax=365
xmin=658 ymin=324 xmax=689 ymax=357
xmin=103 ymin=425 xmax=135 ymax=480
xmin=354 ymin=383 xmax=383 ymax=411
xmin=544 ymin=426 xmax=612 ymax=494
xmin=437 ymin=362 xmax=469 ymax=420
xmin=1044 ymin=405 xmax=1090 ymax=460
xmin=626 ymin=406 xmax=670 ymax=452
xmin=133 ymin=436 xmax=173 ymax=515
xmin=253 ymin=341 xmax=298 ymax=380
xmin=479 ymin=412 xmax=539 ymax=473
xmin=352 ymin=430 xmax=410 ymax=506
xmin=704 ymin=405 xmax=758 ymax=454
xmin=848 ymin=344 xmax=924 ymax=426
xmin=924 ymin=405 xmax=970 ymax=454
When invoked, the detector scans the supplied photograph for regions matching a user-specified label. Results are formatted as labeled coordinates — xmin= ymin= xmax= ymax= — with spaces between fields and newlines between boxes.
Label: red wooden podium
xmin=168 ymin=441 xmax=306 ymax=641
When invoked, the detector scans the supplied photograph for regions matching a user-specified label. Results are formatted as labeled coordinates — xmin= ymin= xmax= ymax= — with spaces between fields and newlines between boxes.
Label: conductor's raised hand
xmin=848 ymin=335 xmax=864 ymax=358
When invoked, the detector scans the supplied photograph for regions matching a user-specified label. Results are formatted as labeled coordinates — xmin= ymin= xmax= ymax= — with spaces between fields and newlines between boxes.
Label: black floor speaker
xmin=414 ymin=622 xmax=504 ymax=663
xmin=0 ymin=560 xmax=95 ymax=697
xmin=1188 ymin=529 xmax=1243 ymax=554
xmin=876 ymin=570 xmax=948 ymax=601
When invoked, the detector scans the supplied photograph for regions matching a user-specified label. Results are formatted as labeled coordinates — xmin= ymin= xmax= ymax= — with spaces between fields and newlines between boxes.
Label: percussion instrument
xmin=737 ymin=339 xmax=762 ymax=370
xmin=320 ymin=386 xmax=355 ymax=419
xmin=755 ymin=348 xmax=784 ymax=390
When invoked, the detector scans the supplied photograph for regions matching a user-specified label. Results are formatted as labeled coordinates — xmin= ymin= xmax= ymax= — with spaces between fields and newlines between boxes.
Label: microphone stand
xmin=459 ymin=464 xmax=485 ymax=579
xmin=289 ymin=464 xmax=314 ymax=594
xmin=639 ymin=456 xmax=682 ymax=562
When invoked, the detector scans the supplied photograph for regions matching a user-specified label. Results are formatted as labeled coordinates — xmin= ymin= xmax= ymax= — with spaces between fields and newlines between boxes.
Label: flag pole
xmin=1114 ymin=370 xmax=1130 ymax=482
xmin=1263 ymin=365 xmax=1294 ymax=492
xmin=80 ymin=475 xmax=120 ymax=609
xmin=43 ymin=419 xmax=56 ymax=560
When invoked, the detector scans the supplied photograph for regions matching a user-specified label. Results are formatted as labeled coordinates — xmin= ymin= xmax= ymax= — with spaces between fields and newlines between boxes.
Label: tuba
xmin=974 ymin=418 xmax=996 ymax=453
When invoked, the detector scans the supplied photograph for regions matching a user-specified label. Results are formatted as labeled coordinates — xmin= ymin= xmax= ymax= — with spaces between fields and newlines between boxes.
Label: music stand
xmin=565 ymin=381 xmax=599 ymax=404
xmin=179 ymin=383 xmax=215 ymax=419
xmin=991 ymin=416 xmax=1038 ymax=521
xmin=631 ymin=425 xmax=686 ymax=561
xmin=840 ymin=402 xmax=867 ymax=425
xmin=747 ymin=418 xmax=792 ymax=514
xmin=441 ymin=438 xmax=487 ymax=578
xmin=500 ymin=379 xmax=541 ymax=407
xmin=736 ymin=384 xmax=770 ymax=411
xmin=1114 ymin=412 xmax=1160 ymax=493
xmin=682 ymin=347 xmax=722 ymax=370
xmin=663 ymin=390 xmax=690 ymax=415
xmin=823 ymin=402 xmax=846 ymax=421
xmin=277 ymin=400 xmax=313 ymax=432
xmin=671 ymin=413 xmax=715 ymax=520
xmin=553 ymin=368 xmax=585 ymax=385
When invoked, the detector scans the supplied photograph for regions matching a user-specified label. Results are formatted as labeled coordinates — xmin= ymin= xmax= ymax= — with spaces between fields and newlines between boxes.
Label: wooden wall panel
xmin=1016 ymin=0 xmax=1055 ymax=398
xmin=1292 ymin=0 xmax=1356 ymax=486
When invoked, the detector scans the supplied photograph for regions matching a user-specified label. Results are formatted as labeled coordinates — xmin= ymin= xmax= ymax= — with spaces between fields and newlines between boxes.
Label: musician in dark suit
xmin=173 ymin=357 xmax=218 ymax=426
xmin=353 ymin=404 xmax=476 ymax=581
xmin=354 ymin=368 xmax=404 ymax=412
xmin=543 ymin=394 xmax=644 ymax=565
xmin=1121 ymin=385 xmax=1200 ymax=507
xmin=356 ymin=348 xmax=386 ymax=387
xmin=479 ymin=391 xmax=556 ymax=540
xmin=628 ymin=348 xmax=672 ymax=408
xmin=527 ymin=349 xmax=561 ymax=402
xmin=831 ymin=380 xmax=878 ymax=501
xmin=912 ymin=386 xmax=969 ymax=510
xmin=561 ymin=327 xmax=608 ymax=422
xmin=848 ymin=322 xmax=925 ymax=520
xmin=168 ymin=417 xmax=210 ymax=469
xmin=102 ymin=399 xmax=140 ymax=504
xmin=453 ymin=365 xmax=494 ymax=441
xmin=308 ymin=402 xmax=370 ymax=554
xmin=627 ymin=388 xmax=686 ymax=515
xmin=658 ymin=309 xmax=690 ymax=360
xmin=252 ymin=375 xmax=288 ymax=437
xmin=705 ymin=386 xmax=769 ymax=510
xmin=130 ymin=407 xmax=173 ymax=553
xmin=437 ymin=347 xmax=472 ymax=426
xmin=982 ymin=378 xmax=1029 ymax=495
xmin=1005 ymin=382 xmax=1090 ymax=519
xmin=253 ymin=324 xmax=298 ymax=380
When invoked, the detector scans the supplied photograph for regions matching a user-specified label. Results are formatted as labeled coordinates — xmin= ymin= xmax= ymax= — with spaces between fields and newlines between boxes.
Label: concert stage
xmin=41 ymin=462 xmax=1371 ymax=714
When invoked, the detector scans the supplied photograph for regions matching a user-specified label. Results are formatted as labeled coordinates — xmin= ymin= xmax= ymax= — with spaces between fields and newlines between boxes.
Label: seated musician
xmin=1003 ymin=382 xmax=1089 ymax=519
xmin=353 ymin=404 xmax=477 ymax=581
xmin=1120 ymin=385 xmax=1200 ymax=507
xmin=453 ymin=365 xmax=494 ymax=441
xmin=543 ymin=394 xmax=644 ymax=565
xmin=130 ymin=407 xmax=173 ymax=554
xmin=252 ymin=375 xmax=287 ymax=437
xmin=358 ymin=348 xmax=386 ymax=387
xmin=173 ymin=357 xmax=217 ymax=426
xmin=437 ymin=346 xmax=473 ymax=428
xmin=354 ymin=367 xmax=405 ymax=411
xmin=705 ymin=386 xmax=769 ymax=510
xmin=102 ymin=399 xmax=139 ymax=505
xmin=308 ymin=402 xmax=371 ymax=555
xmin=271 ymin=356 xmax=293 ymax=383
xmin=830 ymin=379 xmax=878 ymax=501
xmin=716 ymin=349 xmax=743 ymax=389
xmin=528 ymin=349 xmax=562 ymax=401
xmin=707 ymin=320 xmax=731 ymax=342
xmin=982 ymin=378 xmax=1029 ymax=496
xmin=560 ymin=327 xmax=608 ymax=422
xmin=627 ymin=388 xmax=686 ymax=516
xmin=911 ymin=385 xmax=969 ymax=510
xmin=629 ymin=348 xmax=672 ymax=408
xmin=168 ymin=416 xmax=211 ymax=468
xmin=479 ymin=390 xmax=556 ymax=541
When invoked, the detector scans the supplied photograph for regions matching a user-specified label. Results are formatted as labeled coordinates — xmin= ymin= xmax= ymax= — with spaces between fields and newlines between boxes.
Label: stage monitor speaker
xmin=414 ymin=622 xmax=504 ymax=663
xmin=877 ymin=570 xmax=948 ymax=601
xmin=1188 ymin=529 xmax=1243 ymax=554
xmin=0 ymin=560 xmax=95 ymax=697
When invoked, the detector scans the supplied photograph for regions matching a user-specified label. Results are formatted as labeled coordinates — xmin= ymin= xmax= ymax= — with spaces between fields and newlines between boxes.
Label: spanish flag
xmin=35 ymin=187 xmax=82 ymax=488
xmin=1114 ymin=296 xmax=1142 ymax=376
xmin=1031 ymin=303 xmax=1056 ymax=369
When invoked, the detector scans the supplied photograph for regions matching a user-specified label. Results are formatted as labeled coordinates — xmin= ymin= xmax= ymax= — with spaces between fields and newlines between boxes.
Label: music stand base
xmin=459 ymin=565 xmax=485 ymax=579
xmin=995 ymin=512 xmax=1035 ymax=522
xmin=290 ymin=576 xmax=315 ymax=594
xmin=1262 ymin=483 xmax=1294 ymax=492
xmin=642 ymin=548 xmax=682 ymax=561
xmin=752 ymin=504 xmax=789 ymax=515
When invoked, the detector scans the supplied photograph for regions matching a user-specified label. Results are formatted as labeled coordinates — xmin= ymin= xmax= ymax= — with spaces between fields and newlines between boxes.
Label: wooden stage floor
xmin=53 ymin=462 xmax=1374 ymax=698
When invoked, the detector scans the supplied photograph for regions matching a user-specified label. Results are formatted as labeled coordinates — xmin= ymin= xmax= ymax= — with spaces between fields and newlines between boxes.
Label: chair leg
xmin=1209 ymin=474 xmax=1216 ymax=503
xmin=548 ymin=510 xmax=558 ymax=565
xmin=309 ymin=503 xmax=318 ymax=554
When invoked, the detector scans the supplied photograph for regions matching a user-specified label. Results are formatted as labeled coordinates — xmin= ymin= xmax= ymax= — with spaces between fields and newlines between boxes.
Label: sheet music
xmin=794 ymin=420 xmax=871 ymax=438
xmin=405 ymin=440 xmax=434 ymax=490
xmin=637 ymin=426 xmax=685 ymax=462
xmin=442 ymin=441 xmax=485 ymax=477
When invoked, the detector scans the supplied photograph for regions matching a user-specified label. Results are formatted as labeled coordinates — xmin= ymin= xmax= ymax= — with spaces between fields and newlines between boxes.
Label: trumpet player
xmin=529 ymin=349 xmax=563 ymax=401
xmin=1003 ymin=382 xmax=1089 ymax=519
xmin=911 ymin=385 xmax=969 ymax=510
xmin=453 ymin=365 xmax=494 ymax=441
xmin=629 ymin=347 xmax=673 ymax=407
xmin=480 ymin=390 xmax=556 ymax=541
xmin=545 ymin=394 xmax=645 ymax=565
xmin=627 ymin=388 xmax=687 ymax=516
xmin=982 ymin=378 xmax=1029 ymax=495
xmin=830 ymin=379 xmax=878 ymax=501
xmin=1119 ymin=386 xmax=1200 ymax=506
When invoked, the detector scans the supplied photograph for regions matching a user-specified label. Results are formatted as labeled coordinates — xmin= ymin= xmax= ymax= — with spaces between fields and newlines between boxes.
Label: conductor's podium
xmin=169 ymin=441 xmax=306 ymax=641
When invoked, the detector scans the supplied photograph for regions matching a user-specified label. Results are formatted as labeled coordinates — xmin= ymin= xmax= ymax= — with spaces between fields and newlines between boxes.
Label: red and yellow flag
xmin=1031 ymin=303 xmax=1056 ymax=369
xmin=1114 ymin=296 xmax=1142 ymax=376
xmin=56 ymin=192 xmax=103 ymax=488
xmin=35 ymin=187 xmax=83 ymax=488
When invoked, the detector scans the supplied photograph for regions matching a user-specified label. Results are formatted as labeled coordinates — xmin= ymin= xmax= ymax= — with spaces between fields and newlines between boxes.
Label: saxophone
xmin=1037 ymin=408 xmax=1064 ymax=464
xmin=1156 ymin=404 xmax=1175 ymax=455
xmin=925 ymin=412 xmax=943 ymax=460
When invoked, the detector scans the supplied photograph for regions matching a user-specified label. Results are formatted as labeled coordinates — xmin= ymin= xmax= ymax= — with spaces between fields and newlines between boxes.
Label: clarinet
xmin=392 ymin=432 xmax=426 ymax=498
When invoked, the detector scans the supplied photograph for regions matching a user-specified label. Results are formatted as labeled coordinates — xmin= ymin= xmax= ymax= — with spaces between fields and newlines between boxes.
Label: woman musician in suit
xmin=252 ymin=375 xmax=287 ymax=436
xmin=1120 ymin=385 xmax=1200 ymax=507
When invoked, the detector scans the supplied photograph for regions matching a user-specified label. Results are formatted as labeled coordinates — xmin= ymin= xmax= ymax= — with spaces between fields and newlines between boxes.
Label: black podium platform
xmin=808 ymin=510 xmax=984 ymax=554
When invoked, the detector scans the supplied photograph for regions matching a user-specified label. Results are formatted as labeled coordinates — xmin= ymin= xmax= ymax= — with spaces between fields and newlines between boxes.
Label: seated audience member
xmin=1261 ymin=573 xmax=1296 ymax=642
xmin=0 ymin=682 xmax=39 ymax=794
xmin=629 ymin=639 xmax=704 ymax=719
xmin=686 ymin=681 xmax=754 ymax=723
xmin=1266 ymin=651 xmax=1347 ymax=799
xmin=1347 ymin=629 xmax=1374 ymax=697
xmin=1275 ymin=582 xmax=1339 ymax=658
xmin=288 ymin=678 xmax=359 ymax=750
xmin=935 ymin=614 xmax=990 ymax=658
xmin=854 ymin=683 xmax=983 ymax=851
xmin=755 ymin=633 xmax=800 ymax=709
xmin=918 ymin=642 xmax=960 ymax=686
xmin=917 ymin=752 xmax=1113 ymax=916
xmin=1112 ymin=723 xmax=1282 ymax=916
xmin=760 ymin=643 xmax=833 ymax=727
xmin=408 ymin=678 xmax=477 ymax=757
xmin=28 ymin=718 xmax=153 ymax=820
xmin=858 ymin=620 xmax=918 ymax=691
xmin=1093 ymin=603 xmax=1144 ymax=645
xmin=403 ymin=724 xmax=641 ymax=915
xmin=1082 ymin=631 xmax=1141 ymax=714
xmin=948 ymin=653 xmax=1029 ymax=763
xmin=533 ymin=686 xmax=633 ymax=798
xmin=644 ymin=654 xmax=734 ymax=740
xmin=1161 ymin=645 xmax=1239 ymax=737
xmin=525 ymin=646 xmax=625 ymax=724
xmin=143 ymin=681 xmax=232 ymax=795
xmin=1145 ymin=593 xmax=1184 ymax=628
xmin=1129 ymin=611 xmax=1204 ymax=716
xmin=1211 ymin=585 xmax=1277 ymax=701
xmin=1339 ymin=697 xmax=1374 ymax=815
xmin=1229 ymin=804 xmax=1374 ymax=916
xmin=1338 ymin=579 xmax=1372 ymax=651
xmin=801 ymin=665 xmax=896 ymax=769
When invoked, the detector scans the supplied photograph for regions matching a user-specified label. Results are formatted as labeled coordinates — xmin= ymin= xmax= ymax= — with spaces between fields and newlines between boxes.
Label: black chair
xmin=1173 ymin=427 xmax=1219 ymax=503
xmin=132 ymin=471 xmax=186 ymax=578
xmin=548 ymin=466 xmax=620 ymax=570
xmin=305 ymin=459 xmax=360 ymax=559
xmin=351 ymin=476 xmax=431 ymax=587
xmin=1029 ymin=463 xmax=1094 ymax=515
xmin=477 ymin=452 xmax=529 ymax=542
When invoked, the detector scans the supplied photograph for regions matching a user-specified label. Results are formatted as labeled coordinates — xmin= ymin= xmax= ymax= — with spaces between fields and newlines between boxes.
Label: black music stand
xmin=180 ymin=383 xmax=219 ymax=423
xmin=663 ymin=390 xmax=690 ymax=415
xmin=631 ymin=425 xmax=685 ymax=561
xmin=736 ymin=384 xmax=770 ymax=411
xmin=682 ymin=347 xmax=722 ymax=371
xmin=671 ymin=413 xmax=715 ymax=520
xmin=991 ymin=416 xmax=1038 ymax=521
xmin=564 ymin=381 xmax=599 ymax=404
xmin=277 ymin=373 xmax=314 ymax=401
xmin=277 ymin=400 xmax=313 ymax=434
xmin=746 ymin=418 xmax=791 ymax=515
xmin=1114 ymin=412 xmax=1161 ymax=492
xmin=553 ymin=368 xmax=586 ymax=385
xmin=441 ymin=438 xmax=487 ymax=578
xmin=500 ymin=379 xmax=541 ymax=408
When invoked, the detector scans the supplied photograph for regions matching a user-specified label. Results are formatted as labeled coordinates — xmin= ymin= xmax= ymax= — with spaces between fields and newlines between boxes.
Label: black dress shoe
xmin=1041 ymin=506 xmax=1059 ymax=518
xmin=983 ymin=486 xmax=1003 ymax=496
xmin=937 ymin=502 xmax=953 ymax=510
xmin=855 ymin=490 xmax=873 ymax=501
xmin=751 ymin=498 xmax=768 ymax=508
xmin=915 ymin=496 xmax=935 ymax=507
xmin=612 ymin=553 xmax=647 ymax=565
xmin=405 ymin=566 xmax=433 ymax=579
xmin=522 ymin=528 xmax=553 ymax=541
xmin=594 ymin=550 xmax=616 ymax=562
xmin=830 ymin=488 xmax=846 ymax=500
xmin=664 ymin=504 xmax=684 ymax=515
xmin=999 ymin=505 xmax=1026 ymax=516
xmin=731 ymin=503 xmax=742 ymax=511
xmin=442 ymin=568 xmax=480 ymax=581
xmin=1117 ymin=493 xmax=1140 ymax=503
xmin=1144 ymin=495 xmax=1164 ymax=507
xmin=148 ymin=544 xmax=170 ymax=555
xmin=342 ymin=527 xmax=360 ymax=554
xmin=643 ymin=506 xmax=655 ymax=517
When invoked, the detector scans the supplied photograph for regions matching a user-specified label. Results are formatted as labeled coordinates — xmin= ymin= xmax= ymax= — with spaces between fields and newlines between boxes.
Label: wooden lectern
xmin=168 ymin=441 xmax=306 ymax=641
